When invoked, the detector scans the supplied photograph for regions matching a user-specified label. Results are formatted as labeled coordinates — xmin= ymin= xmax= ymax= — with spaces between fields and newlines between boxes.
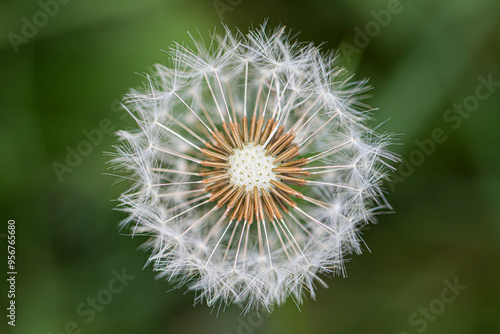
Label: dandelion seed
xmin=111 ymin=23 xmax=395 ymax=312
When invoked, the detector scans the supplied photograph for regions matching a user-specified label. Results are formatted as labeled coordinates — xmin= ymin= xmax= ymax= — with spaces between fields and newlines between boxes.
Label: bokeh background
xmin=1 ymin=0 xmax=499 ymax=333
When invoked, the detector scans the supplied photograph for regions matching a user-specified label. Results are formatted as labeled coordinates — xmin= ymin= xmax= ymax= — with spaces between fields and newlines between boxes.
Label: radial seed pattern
xmin=112 ymin=25 xmax=394 ymax=312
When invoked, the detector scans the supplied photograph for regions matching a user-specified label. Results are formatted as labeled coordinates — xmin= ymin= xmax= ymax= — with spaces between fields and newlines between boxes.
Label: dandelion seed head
xmin=111 ymin=23 xmax=395 ymax=313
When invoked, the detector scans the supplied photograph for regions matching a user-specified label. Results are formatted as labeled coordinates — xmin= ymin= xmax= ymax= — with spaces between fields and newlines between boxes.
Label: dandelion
xmin=111 ymin=23 xmax=395 ymax=312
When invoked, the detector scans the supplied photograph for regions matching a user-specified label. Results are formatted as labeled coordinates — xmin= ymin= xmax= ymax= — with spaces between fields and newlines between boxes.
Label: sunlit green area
xmin=1 ymin=0 xmax=499 ymax=333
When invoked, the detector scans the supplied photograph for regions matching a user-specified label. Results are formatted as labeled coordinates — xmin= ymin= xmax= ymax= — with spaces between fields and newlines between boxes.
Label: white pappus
xmin=110 ymin=23 xmax=396 ymax=313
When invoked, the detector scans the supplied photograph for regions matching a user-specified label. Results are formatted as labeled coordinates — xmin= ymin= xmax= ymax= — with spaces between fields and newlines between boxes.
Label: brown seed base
xmin=198 ymin=116 xmax=316 ymax=224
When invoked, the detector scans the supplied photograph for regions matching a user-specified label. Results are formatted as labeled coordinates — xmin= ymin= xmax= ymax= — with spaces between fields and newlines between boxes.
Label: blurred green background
xmin=1 ymin=0 xmax=499 ymax=333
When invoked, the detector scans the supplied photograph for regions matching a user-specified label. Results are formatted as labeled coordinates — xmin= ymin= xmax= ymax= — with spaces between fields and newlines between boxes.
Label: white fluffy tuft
xmin=111 ymin=23 xmax=395 ymax=313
